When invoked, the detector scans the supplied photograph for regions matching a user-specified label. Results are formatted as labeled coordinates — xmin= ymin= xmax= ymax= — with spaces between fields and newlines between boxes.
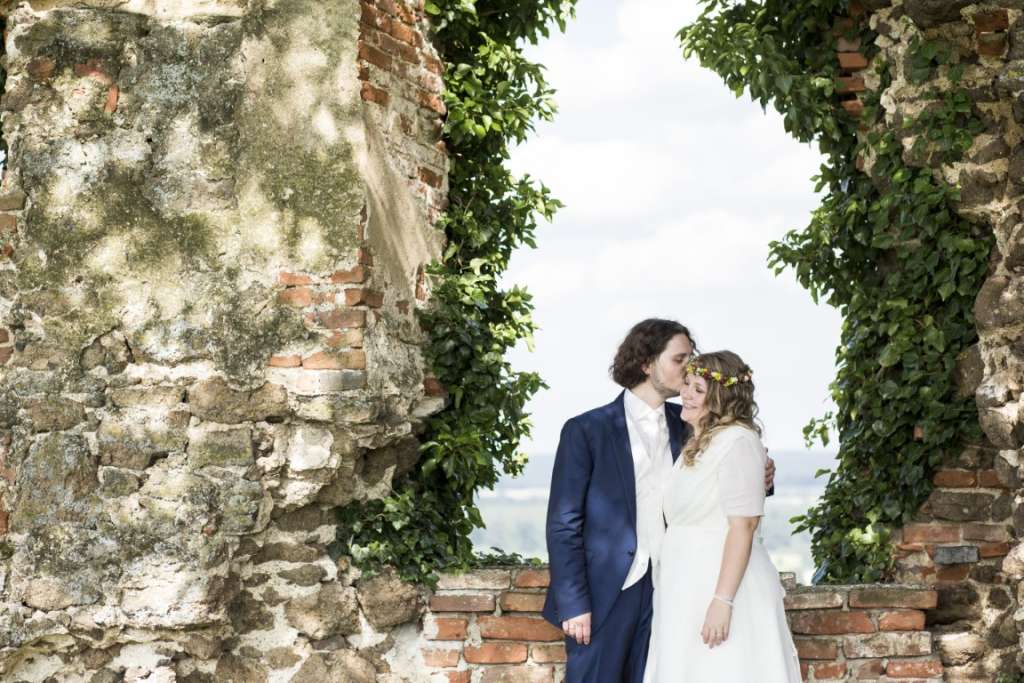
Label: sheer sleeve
xmin=717 ymin=429 xmax=766 ymax=517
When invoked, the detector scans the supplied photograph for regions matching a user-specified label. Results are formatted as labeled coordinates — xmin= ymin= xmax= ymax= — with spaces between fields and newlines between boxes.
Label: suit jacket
xmin=542 ymin=391 xmax=689 ymax=631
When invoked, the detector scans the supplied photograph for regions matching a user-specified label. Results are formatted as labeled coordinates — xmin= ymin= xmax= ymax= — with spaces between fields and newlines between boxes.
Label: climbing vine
xmin=681 ymin=1 xmax=992 ymax=581
xmin=335 ymin=1 xmax=574 ymax=583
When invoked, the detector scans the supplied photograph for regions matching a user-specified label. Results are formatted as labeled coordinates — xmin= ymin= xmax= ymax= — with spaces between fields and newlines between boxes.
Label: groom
xmin=542 ymin=319 xmax=775 ymax=682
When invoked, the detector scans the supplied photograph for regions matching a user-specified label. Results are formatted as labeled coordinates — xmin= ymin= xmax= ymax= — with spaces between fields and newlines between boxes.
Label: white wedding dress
xmin=644 ymin=425 xmax=801 ymax=683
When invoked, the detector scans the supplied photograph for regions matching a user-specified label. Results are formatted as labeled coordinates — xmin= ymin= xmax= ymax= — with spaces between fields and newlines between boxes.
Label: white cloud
xmin=509 ymin=136 xmax=691 ymax=224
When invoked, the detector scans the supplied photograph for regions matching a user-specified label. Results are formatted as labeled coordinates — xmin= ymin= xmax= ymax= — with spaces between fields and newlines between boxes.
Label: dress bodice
xmin=662 ymin=425 xmax=766 ymax=530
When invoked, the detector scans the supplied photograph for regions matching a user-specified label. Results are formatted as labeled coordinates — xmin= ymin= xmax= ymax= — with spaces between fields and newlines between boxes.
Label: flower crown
xmin=686 ymin=363 xmax=753 ymax=387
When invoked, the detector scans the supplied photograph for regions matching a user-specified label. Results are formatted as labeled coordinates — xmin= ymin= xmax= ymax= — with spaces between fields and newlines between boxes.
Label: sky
xmin=499 ymin=0 xmax=844 ymax=453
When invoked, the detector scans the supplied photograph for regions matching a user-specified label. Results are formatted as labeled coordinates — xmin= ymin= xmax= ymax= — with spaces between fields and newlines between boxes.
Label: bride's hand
xmin=700 ymin=599 xmax=732 ymax=648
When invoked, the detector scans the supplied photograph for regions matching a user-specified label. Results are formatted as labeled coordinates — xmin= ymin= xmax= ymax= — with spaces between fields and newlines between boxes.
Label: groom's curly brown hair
xmin=610 ymin=318 xmax=696 ymax=389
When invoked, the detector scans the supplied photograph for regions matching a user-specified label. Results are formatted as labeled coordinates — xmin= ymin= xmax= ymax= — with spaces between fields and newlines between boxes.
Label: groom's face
xmin=644 ymin=333 xmax=693 ymax=397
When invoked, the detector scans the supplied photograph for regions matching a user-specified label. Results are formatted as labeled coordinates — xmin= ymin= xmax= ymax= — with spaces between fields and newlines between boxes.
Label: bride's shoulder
xmin=708 ymin=424 xmax=762 ymax=451
xmin=713 ymin=423 xmax=759 ymax=441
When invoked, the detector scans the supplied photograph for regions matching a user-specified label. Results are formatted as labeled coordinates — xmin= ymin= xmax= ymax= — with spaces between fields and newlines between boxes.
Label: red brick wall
xmin=422 ymin=568 xmax=943 ymax=682
xmin=358 ymin=0 xmax=448 ymax=228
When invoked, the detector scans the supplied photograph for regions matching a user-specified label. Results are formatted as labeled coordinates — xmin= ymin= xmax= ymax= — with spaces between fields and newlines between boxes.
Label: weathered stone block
xmin=784 ymin=588 xmax=846 ymax=610
xmin=1002 ymin=542 xmax=1024 ymax=579
xmin=842 ymin=631 xmax=932 ymax=657
xmin=20 ymin=397 xmax=87 ymax=432
xmin=278 ymin=564 xmax=326 ymax=587
xmin=903 ymin=0 xmax=973 ymax=28
xmin=187 ymin=423 xmax=253 ymax=468
xmin=789 ymin=610 xmax=875 ymax=635
xmin=934 ymin=545 xmax=981 ymax=565
xmin=356 ymin=570 xmax=422 ymax=628
xmin=97 ymin=408 xmax=190 ymax=469
xmin=936 ymin=630 xmax=985 ymax=666
xmin=214 ymin=654 xmax=268 ymax=683
xmin=437 ymin=568 xmax=512 ymax=591
xmin=277 ymin=424 xmax=335 ymax=472
xmin=189 ymin=378 xmax=289 ymax=423
xmin=514 ymin=568 xmax=550 ymax=589
xmin=228 ymin=591 xmax=275 ymax=634
xmin=21 ymin=575 xmax=82 ymax=611
xmin=266 ymin=368 xmax=368 ymax=395
xmin=284 ymin=584 xmax=360 ymax=639
xmin=928 ymin=491 xmax=996 ymax=521
xmin=266 ymin=647 xmax=302 ymax=670
xmin=98 ymin=466 xmax=141 ymax=497
xmin=499 ymin=591 xmax=546 ymax=613
xmin=849 ymin=586 xmax=938 ymax=609
xmin=253 ymin=542 xmax=322 ymax=564
xmin=477 ymin=616 xmax=564 ymax=641
xmin=219 ymin=478 xmax=264 ymax=534
xmin=479 ymin=665 xmax=555 ymax=683
xmin=109 ymin=384 xmax=186 ymax=409
xmin=273 ymin=505 xmax=330 ymax=532
xmin=11 ymin=432 xmax=98 ymax=530
xmin=182 ymin=633 xmax=223 ymax=660
xmin=975 ymin=275 xmax=1024 ymax=332
xmin=289 ymin=652 xmax=375 ymax=683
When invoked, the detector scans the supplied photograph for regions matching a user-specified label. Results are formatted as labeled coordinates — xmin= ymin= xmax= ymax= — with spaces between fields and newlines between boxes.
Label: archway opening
xmin=471 ymin=0 xmax=841 ymax=585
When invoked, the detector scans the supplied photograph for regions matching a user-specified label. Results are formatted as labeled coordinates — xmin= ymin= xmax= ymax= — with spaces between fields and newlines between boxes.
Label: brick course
xmin=421 ymin=568 xmax=942 ymax=682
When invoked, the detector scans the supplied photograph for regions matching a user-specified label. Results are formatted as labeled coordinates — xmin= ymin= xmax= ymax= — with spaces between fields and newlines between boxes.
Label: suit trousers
xmin=564 ymin=562 xmax=653 ymax=683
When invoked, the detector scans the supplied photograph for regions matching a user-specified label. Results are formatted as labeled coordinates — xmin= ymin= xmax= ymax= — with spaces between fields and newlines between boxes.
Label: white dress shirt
xmin=622 ymin=389 xmax=674 ymax=590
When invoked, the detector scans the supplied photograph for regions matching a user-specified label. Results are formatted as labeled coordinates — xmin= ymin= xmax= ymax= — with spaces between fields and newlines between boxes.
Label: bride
xmin=645 ymin=351 xmax=801 ymax=682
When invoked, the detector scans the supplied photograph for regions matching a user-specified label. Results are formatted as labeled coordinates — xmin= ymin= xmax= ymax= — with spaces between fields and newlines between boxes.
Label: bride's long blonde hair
xmin=680 ymin=350 xmax=762 ymax=467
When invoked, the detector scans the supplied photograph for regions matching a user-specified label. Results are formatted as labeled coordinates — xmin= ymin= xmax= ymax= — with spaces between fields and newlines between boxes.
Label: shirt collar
xmin=625 ymin=389 xmax=665 ymax=424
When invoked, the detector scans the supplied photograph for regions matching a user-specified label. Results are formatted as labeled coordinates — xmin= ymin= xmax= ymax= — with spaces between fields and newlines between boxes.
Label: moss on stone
xmin=236 ymin=0 xmax=365 ymax=263
xmin=184 ymin=280 xmax=312 ymax=387
xmin=10 ymin=432 xmax=99 ymax=532
xmin=14 ymin=9 xmax=144 ymax=76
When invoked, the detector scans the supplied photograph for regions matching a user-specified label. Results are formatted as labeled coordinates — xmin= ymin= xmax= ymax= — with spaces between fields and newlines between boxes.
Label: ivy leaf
xmin=923 ymin=327 xmax=945 ymax=352
xmin=878 ymin=344 xmax=901 ymax=368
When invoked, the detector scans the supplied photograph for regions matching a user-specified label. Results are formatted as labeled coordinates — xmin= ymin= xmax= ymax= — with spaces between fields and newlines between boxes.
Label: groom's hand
xmin=764 ymin=453 xmax=776 ymax=492
xmin=562 ymin=612 xmax=591 ymax=645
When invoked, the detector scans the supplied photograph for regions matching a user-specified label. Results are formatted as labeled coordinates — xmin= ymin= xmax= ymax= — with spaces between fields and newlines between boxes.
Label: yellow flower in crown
xmin=686 ymin=363 xmax=753 ymax=387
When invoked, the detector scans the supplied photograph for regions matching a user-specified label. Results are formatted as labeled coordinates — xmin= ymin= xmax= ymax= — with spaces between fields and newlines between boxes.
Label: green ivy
xmin=333 ymin=0 xmax=574 ymax=585
xmin=681 ymin=1 xmax=992 ymax=581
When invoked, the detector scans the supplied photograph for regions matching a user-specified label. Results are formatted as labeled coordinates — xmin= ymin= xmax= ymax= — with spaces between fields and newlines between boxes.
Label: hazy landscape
xmin=473 ymin=449 xmax=838 ymax=585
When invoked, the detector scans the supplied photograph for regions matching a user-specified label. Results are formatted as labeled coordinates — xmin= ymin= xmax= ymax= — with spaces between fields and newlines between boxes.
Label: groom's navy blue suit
xmin=543 ymin=392 xmax=689 ymax=683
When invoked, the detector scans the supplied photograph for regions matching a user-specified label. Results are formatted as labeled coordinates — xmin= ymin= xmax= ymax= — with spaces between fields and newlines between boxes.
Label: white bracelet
xmin=713 ymin=594 xmax=734 ymax=607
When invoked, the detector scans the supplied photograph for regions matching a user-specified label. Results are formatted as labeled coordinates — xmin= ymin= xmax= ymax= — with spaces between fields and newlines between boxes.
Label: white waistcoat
xmin=622 ymin=391 xmax=674 ymax=590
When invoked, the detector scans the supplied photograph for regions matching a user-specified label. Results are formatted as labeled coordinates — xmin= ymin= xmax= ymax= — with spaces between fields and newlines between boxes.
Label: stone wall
xmin=836 ymin=1 xmax=1024 ymax=680
xmin=0 ymin=0 xmax=449 ymax=680
xmin=408 ymin=568 xmax=945 ymax=683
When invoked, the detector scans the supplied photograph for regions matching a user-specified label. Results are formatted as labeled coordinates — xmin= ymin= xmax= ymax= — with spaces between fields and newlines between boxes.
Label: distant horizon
xmin=487 ymin=447 xmax=839 ymax=491
xmin=476 ymin=446 xmax=834 ymax=584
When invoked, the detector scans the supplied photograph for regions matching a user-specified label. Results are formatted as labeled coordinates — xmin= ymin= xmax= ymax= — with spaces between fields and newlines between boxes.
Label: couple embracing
xmin=542 ymin=319 xmax=802 ymax=682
